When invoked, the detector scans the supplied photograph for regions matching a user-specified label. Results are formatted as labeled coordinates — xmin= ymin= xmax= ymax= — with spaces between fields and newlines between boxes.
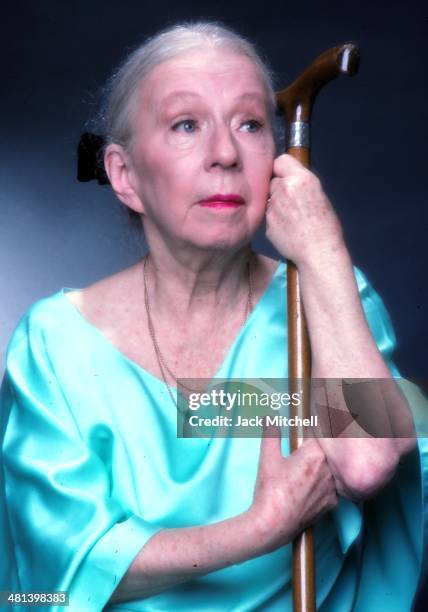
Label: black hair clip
xmin=77 ymin=133 xmax=110 ymax=185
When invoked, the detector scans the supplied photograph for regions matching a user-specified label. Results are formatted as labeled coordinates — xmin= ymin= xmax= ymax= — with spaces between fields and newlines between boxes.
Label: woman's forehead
xmin=139 ymin=49 xmax=268 ymax=106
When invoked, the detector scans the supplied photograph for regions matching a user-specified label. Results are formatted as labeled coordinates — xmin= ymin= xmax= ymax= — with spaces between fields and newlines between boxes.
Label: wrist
xmin=235 ymin=508 xmax=271 ymax=558
xmin=295 ymin=238 xmax=350 ymax=275
xmin=245 ymin=502 xmax=293 ymax=555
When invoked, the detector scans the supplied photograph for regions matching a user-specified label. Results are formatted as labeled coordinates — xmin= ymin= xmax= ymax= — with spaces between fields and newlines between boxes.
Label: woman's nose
xmin=205 ymin=124 xmax=241 ymax=170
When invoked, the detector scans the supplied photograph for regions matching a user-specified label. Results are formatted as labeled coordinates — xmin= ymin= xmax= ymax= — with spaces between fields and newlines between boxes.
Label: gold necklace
xmin=143 ymin=253 xmax=254 ymax=408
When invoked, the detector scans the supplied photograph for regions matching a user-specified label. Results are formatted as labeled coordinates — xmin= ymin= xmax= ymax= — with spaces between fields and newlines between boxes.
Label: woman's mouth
xmin=198 ymin=194 xmax=245 ymax=209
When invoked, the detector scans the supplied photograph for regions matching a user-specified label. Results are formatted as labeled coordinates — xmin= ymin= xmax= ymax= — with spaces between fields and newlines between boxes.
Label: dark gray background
xmin=1 ymin=0 xmax=427 ymax=606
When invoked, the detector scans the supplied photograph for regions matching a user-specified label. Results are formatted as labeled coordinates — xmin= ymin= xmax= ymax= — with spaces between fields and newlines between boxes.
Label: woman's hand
xmin=266 ymin=154 xmax=345 ymax=267
xmin=109 ymin=424 xmax=337 ymax=604
xmin=249 ymin=424 xmax=338 ymax=554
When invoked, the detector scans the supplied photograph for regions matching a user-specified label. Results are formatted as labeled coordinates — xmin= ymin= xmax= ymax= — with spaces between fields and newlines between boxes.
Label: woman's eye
xmin=172 ymin=119 xmax=197 ymax=133
xmin=240 ymin=119 xmax=263 ymax=133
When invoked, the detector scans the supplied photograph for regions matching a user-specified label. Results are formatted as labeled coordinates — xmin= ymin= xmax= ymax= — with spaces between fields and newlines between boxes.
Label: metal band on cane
xmin=287 ymin=122 xmax=310 ymax=149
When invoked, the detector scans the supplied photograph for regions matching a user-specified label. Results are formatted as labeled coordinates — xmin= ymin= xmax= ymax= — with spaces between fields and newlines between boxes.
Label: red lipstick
xmin=198 ymin=194 xmax=245 ymax=209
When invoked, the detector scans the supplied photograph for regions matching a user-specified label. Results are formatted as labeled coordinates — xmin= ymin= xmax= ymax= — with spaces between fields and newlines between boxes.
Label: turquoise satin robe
xmin=1 ymin=261 xmax=427 ymax=611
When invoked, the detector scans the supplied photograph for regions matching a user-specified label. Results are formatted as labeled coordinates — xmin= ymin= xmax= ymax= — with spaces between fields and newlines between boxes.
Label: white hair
xmin=101 ymin=21 xmax=277 ymax=150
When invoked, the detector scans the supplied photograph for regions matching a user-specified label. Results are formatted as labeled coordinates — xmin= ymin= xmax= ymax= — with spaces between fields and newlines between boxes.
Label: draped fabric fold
xmin=1 ymin=261 xmax=426 ymax=611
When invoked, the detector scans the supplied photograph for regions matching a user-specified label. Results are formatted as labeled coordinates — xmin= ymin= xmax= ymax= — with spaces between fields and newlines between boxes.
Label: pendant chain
xmin=143 ymin=253 xmax=254 ymax=407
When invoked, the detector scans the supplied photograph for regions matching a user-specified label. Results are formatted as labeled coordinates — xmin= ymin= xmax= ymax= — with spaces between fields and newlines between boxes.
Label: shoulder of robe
xmin=5 ymin=291 xmax=68 ymax=362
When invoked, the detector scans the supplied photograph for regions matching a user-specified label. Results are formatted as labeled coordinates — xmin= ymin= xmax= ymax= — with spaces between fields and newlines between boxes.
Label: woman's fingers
xmin=266 ymin=154 xmax=344 ymax=266
xmin=272 ymin=153 xmax=308 ymax=176
xmin=258 ymin=421 xmax=283 ymax=475
xmin=252 ymin=435 xmax=338 ymax=552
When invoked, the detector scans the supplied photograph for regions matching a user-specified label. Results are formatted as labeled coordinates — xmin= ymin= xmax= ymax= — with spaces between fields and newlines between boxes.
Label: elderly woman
xmin=0 ymin=22 xmax=427 ymax=612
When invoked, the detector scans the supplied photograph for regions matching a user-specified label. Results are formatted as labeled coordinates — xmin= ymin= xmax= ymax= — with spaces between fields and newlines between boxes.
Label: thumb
xmin=259 ymin=417 xmax=283 ymax=468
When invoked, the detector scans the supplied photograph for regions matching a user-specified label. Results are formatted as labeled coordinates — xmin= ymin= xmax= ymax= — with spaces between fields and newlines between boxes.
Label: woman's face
xmin=127 ymin=48 xmax=276 ymax=251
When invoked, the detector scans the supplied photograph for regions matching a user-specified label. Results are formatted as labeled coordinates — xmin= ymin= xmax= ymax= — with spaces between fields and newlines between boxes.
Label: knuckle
xmin=302 ymin=438 xmax=320 ymax=454
xmin=304 ymin=168 xmax=320 ymax=183
xmin=273 ymin=154 xmax=289 ymax=175
xmin=312 ymin=173 xmax=322 ymax=188
xmin=288 ymin=175 xmax=307 ymax=195
xmin=309 ymin=439 xmax=325 ymax=459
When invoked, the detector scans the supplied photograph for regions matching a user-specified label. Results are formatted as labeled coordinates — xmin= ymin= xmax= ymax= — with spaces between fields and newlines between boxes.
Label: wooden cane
xmin=276 ymin=44 xmax=360 ymax=612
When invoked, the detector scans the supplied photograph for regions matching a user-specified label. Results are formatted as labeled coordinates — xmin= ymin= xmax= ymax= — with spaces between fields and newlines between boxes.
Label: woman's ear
xmin=104 ymin=144 xmax=145 ymax=214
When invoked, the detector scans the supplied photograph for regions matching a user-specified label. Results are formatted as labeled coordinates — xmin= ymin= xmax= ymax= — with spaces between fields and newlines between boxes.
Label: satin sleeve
xmin=325 ymin=267 xmax=428 ymax=611
xmin=0 ymin=321 xmax=162 ymax=612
